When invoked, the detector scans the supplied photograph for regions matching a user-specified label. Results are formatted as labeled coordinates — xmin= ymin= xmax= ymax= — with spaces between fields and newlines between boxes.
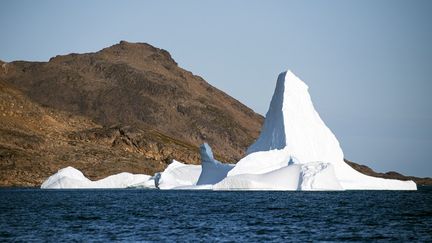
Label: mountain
xmin=0 ymin=79 xmax=204 ymax=186
xmin=0 ymin=41 xmax=430 ymax=186
xmin=0 ymin=41 xmax=263 ymax=162
xmin=0 ymin=41 xmax=263 ymax=186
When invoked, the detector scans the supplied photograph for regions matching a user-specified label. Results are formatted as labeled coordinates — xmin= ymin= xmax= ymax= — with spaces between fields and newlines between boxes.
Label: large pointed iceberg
xmin=218 ymin=71 xmax=416 ymax=190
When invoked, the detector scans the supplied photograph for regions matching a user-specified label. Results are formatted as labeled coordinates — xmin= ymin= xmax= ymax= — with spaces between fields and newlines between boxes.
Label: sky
xmin=1 ymin=0 xmax=431 ymax=177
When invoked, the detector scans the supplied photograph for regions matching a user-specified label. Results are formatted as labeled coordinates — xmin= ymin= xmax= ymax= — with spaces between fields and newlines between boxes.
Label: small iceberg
xmin=41 ymin=166 xmax=151 ymax=189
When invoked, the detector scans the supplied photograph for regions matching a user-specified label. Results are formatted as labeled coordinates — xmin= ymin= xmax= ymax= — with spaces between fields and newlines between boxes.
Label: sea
xmin=1 ymin=187 xmax=431 ymax=242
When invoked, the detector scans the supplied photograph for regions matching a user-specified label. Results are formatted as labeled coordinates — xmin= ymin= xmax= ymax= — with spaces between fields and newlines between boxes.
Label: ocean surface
xmin=0 ymin=187 xmax=431 ymax=242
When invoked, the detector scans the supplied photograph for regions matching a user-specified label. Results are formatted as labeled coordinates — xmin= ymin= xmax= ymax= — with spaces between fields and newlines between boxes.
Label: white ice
xmin=220 ymin=71 xmax=416 ymax=190
xmin=214 ymin=162 xmax=343 ymax=190
xmin=154 ymin=160 xmax=201 ymax=189
xmin=41 ymin=166 xmax=151 ymax=189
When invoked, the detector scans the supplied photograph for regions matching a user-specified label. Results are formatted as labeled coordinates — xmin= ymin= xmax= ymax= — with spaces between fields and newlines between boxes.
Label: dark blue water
xmin=1 ymin=187 xmax=431 ymax=242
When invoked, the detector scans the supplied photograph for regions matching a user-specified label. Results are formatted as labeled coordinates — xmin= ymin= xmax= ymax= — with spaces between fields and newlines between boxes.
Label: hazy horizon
xmin=1 ymin=0 xmax=431 ymax=177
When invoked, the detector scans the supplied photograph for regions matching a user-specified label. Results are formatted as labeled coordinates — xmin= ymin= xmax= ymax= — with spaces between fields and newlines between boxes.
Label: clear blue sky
xmin=1 ymin=0 xmax=431 ymax=177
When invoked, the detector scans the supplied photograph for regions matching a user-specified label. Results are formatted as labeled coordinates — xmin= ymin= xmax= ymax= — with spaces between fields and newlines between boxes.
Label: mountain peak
xmin=98 ymin=40 xmax=178 ymax=66
xmin=112 ymin=40 xmax=155 ymax=50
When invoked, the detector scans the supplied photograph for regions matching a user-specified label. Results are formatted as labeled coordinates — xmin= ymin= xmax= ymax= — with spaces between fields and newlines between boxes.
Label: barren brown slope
xmin=0 ymin=41 xmax=263 ymax=162
xmin=0 ymin=80 xmax=209 ymax=186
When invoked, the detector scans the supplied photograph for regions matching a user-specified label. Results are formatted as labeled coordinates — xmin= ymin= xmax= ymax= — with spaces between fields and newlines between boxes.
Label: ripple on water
xmin=0 ymin=188 xmax=431 ymax=241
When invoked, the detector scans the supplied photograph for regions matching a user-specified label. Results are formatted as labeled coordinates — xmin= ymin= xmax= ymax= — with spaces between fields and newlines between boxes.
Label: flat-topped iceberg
xmin=41 ymin=70 xmax=416 ymax=190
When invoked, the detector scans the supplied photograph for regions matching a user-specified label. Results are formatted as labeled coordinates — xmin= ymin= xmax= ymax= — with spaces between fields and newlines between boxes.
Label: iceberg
xmin=196 ymin=143 xmax=234 ymax=185
xmin=131 ymin=144 xmax=233 ymax=190
xmin=214 ymin=162 xmax=343 ymax=191
xmin=217 ymin=71 xmax=416 ymax=190
xmin=41 ymin=70 xmax=417 ymax=191
xmin=41 ymin=166 xmax=151 ymax=189
xmin=41 ymin=161 xmax=200 ymax=190
xmin=155 ymin=160 xmax=201 ymax=189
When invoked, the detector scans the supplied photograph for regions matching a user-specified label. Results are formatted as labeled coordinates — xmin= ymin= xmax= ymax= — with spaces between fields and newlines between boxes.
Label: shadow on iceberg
xmin=196 ymin=143 xmax=234 ymax=186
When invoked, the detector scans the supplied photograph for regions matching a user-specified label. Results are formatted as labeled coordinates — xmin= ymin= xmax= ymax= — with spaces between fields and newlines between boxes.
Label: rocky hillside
xmin=0 ymin=41 xmax=430 ymax=186
xmin=0 ymin=80 xmax=206 ymax=186
xmin=344 ymin=159 xmax=431 ymax=186
xmin=0 ymin=41 xmax=263 ymax=162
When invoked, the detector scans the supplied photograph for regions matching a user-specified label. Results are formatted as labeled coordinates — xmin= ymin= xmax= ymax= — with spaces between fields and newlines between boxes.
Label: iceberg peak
xmin=246 ymin=70 xmax=322 ymax=158
xmin=232 ymin=69 xmax=353 ymax=175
